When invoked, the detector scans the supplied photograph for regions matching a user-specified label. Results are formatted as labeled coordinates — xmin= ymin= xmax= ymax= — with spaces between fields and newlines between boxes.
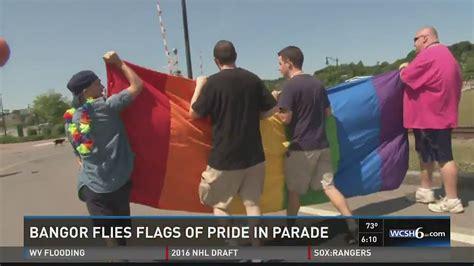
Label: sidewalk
xmin=404 ymin=170 xmax=473 ymax=188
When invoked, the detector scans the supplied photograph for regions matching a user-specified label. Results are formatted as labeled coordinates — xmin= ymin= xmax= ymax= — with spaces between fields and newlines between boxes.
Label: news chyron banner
xmin=23 ymin=216 xmax=450 ymax=262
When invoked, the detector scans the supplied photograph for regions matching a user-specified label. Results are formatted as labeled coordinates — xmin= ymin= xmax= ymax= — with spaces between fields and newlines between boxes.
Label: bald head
xmin=417 ymin=26 xmax=439 ymax=40
xmin=414 ymin=26 xmax=440 ymax=53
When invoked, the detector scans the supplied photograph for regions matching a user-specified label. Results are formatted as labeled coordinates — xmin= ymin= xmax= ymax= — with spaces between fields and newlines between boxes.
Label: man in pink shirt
xmin=400 ymin=26 xmax=463 ymax=213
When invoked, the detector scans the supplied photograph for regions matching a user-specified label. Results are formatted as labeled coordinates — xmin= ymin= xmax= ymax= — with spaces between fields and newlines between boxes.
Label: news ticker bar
xmin=0 ymin=247 xmax=471 ymax=263
xmin=24 ymin=217 xmax=450 ymax=247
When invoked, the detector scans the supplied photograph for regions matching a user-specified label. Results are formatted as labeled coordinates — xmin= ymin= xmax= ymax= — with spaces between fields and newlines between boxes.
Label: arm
xmin=275 ymin=86 xmax=293 ymax=125
xmin=323 ymin=88 xmax=332 ymax=118
xmin=399 ymin=54 xmax=434 ymax=90
xmin=276 ymin=108 xmax=293 ymax=124
xmin=325 ymin=107 xmax=332 ymax=117
xmin=269 ymin=90 xmax=289 ymax=121
xmin=258 ymin=82 xmax=278 ymax=120
xmin=260 ymin=106 xmax=278 ymax=119
xmin=189 ymin=76 xmax=208 ymax=119
xmin=103 ymin=51 xmax=144 ymax=99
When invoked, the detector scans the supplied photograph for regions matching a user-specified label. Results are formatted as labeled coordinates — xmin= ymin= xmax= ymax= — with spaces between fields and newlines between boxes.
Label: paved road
xmin=1 ymin=140 xmax=472 ymax=247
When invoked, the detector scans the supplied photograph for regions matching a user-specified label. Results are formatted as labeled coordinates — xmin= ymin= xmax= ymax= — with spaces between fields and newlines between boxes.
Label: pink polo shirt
xmin=400 ymin=44 xmax=462 ymax=129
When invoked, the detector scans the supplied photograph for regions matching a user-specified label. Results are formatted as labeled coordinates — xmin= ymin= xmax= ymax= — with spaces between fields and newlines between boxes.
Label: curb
xmin=404 ymin=170 xmax=473 ymax=189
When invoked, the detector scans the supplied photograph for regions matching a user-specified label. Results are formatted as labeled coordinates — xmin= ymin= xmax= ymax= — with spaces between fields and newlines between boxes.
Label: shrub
xmin=53 ymin=124 xmax=66 ymax=136
xmin=0 ymin=135 xmax=20 ymax=144
xmin=42 ymin=126 xmax=52 ymax=137
xmin=27 ymin=128 xmax=38 ymax=136
xmin=0 ymin=135 xmax=45 ymax=144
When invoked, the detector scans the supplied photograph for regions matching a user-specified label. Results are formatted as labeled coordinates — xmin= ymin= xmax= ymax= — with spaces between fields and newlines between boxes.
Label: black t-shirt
xmin=192 ymin=68 xmax=277 ymax=170
xmin=278 ymin=74 xmax=330 ymax=150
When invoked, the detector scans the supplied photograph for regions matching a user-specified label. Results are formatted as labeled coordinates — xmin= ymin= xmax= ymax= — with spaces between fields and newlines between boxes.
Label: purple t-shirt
xmin=278 ymin=74 xmax=330 ymax=151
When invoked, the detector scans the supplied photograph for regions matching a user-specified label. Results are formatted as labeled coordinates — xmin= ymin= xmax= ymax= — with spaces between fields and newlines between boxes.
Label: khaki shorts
xmin=198 ymin=162 xmax=265 ymax=209
xmin=285 ymin=148 xmax=334 ymax=194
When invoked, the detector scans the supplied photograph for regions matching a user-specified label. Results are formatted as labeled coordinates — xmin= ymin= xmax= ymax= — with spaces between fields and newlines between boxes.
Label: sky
xmin=0 ymin=0 xmax=473 ymax=110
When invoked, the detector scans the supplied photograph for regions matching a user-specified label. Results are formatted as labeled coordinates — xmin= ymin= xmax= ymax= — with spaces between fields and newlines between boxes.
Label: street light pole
xmin=181 ymin=0 xmax=193 ymax=79
xmin=325 ymin=56 xmax=339 ymax=67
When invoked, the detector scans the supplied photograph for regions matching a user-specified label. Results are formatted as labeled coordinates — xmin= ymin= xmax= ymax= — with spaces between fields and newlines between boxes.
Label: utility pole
xmin=0 ymin=93 xmax=6 ymax=136
xmin=181 ymin=0 xmax=193 ymax=79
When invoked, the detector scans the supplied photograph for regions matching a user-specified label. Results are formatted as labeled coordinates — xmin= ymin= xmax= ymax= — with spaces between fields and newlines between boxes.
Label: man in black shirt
xmin=189 ymin=40 xmax=277 ymax=216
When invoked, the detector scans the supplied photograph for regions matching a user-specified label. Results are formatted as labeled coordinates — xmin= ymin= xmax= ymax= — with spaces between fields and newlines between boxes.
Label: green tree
xmin=295 ymin=41 xmax=472 ymax=88
xmin=264 ymin=78 xmax=286 ymax=91
xmin=449 ymin=41 xmax=472 ymax=61
xmin=406 ymin=50 xmax=416 ymax=62
xmin=24 ymin=115 xmax=36 ymax=126
xmin=461 ymin=50 xmax=474 ymax=79
xmin=32 ymin=91 xmax=71 ymax=125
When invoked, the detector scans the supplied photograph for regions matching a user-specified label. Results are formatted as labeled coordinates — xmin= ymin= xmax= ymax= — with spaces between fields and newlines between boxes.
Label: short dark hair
xmin=213 ymin=40 xmax=237 ymax=64
xmin=278 ymin=46 xmax=304 ymax=69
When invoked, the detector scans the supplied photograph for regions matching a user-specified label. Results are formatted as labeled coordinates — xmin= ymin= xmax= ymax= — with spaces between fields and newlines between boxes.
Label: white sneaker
xmin=428 ymin=197 xmax=464 ymax=213
xmin=415 ymin=188 xmax=435 ymax=203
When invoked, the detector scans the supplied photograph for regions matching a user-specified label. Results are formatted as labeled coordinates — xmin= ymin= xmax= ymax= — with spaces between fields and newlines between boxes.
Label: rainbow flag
xmin=106 ymin=63 xmax=407 ymax=213
xmin=327 ymin=71 xmax=409 ymax=197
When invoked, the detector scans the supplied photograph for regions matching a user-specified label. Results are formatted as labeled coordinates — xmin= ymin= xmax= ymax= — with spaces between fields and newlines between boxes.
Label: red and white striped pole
xmin=156 ymin=1 xmax=172 ymax=74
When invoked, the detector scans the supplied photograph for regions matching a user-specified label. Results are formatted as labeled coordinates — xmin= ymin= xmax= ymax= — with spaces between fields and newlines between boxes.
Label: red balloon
xmin=0 ymin=37 xmax=11 ymax=67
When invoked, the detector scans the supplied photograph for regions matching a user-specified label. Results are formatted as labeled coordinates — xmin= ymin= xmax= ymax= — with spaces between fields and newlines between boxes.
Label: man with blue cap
xmin=65 ymin=51 xmax=143 ymax=246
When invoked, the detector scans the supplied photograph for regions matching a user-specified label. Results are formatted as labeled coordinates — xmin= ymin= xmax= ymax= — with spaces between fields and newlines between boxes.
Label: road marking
xmin=33 ymin=142 xmax=54 ymax=147
xmin=299 ymin=207 xmax=474 ymax=245
xmin=0 ymin=152 xmax=64 ymax=172
xmin=451 ymin=232 xmax=474 ymax=245
xmin=299 ymin=206 xmax=340 ymax=216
